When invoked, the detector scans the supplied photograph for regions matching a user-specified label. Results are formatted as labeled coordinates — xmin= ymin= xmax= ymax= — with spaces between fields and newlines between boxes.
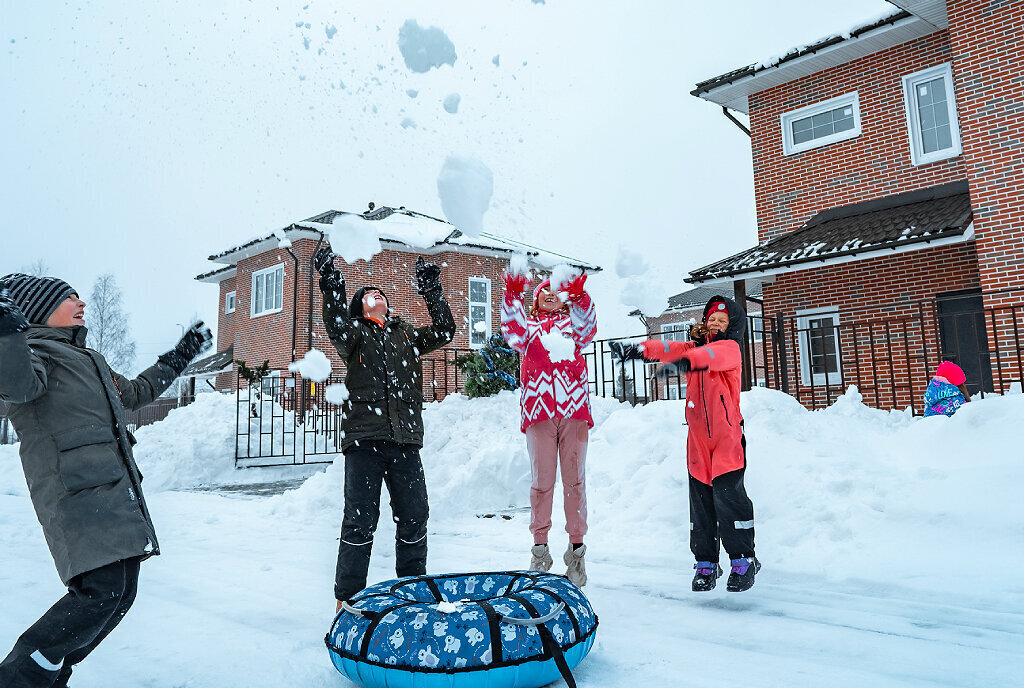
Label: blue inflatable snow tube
xmin=326 ymin=571 xmax=598 ymax=688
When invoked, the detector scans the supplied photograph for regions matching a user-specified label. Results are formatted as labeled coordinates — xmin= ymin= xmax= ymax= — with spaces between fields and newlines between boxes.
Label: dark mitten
xmin=314 ymin=244 xmax=345 ymax=289
xmin=656 ymin=358 xmax=694 ymax=380
xmin=608 ymin=340 xmax=646 ymax=362
xmin=0 ymin=288 xmax=30 ymax=337
xmin=159 ymin=321 xmax=213 ymax=374
xmin=415 ymin=256 xmax=442 ymax=295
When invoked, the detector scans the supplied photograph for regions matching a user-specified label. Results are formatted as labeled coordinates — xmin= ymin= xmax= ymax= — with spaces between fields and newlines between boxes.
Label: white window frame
xmin=781 ymin=92 xmax=862 ymax=155
xmin=660 ymin=321 xmax=690 ymax=342
xmin=251 ymin=264 xmax=285 ymax=318
xmin=225 ymin=291 xmax=236 ymax=314
xmin=748 ymin=311 xmax=764 ymax=343
xmin=902 ymin=63 xmax=962 ymax=166
xmin=468 ymin=277 xmax=491 ymax=349
xmin=796 ymin=307 xmax=842 ymax=387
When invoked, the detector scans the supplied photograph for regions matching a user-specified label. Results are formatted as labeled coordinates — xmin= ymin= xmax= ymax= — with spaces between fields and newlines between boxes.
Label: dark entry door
xmin=936 ymin=289 xmax=994 ymax=395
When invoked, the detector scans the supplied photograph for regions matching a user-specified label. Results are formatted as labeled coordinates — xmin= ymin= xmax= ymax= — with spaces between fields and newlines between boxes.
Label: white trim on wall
xmin=781 ymin=92 xmax=862 ymax=155
xmin=251 ymin=264 xmax=285 ymax=318
xmin=902 ymin=62 xmax=962 ymax=166
xmin=468 ymin=277 xmax=492 ymax=348
xmin=225 ymin=291 xmax=236 ymax=314
xmin=796 ymin=306 xmax=842 ymax=386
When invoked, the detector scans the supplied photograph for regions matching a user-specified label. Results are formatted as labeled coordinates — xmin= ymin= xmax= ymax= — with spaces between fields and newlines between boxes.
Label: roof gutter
xmin=721 ymin=106 xmax=750 ymax=137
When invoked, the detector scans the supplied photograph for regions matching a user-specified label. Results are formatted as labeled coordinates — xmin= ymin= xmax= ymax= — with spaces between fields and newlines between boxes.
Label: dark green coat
xmin=0 ymin=326 xmax=178 ymax=584
xmin=323 ymin=284 xmax=455 ymax=450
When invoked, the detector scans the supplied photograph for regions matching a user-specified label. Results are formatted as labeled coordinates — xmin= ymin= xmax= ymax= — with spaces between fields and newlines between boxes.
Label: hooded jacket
xmin=0 ymin=325 xmax=177 ymax=584
xmin=642 ymin=295 xmax=746 ymax=485
xmin=322 ymin=280 xmax=455 ymax=450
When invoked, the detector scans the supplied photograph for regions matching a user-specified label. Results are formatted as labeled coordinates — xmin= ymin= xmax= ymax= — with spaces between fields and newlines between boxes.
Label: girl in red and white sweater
xmin=500 ymin=271 xmax=596 ymax=587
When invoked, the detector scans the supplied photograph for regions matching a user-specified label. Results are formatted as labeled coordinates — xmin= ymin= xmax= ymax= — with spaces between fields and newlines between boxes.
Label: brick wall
xmin=749 ymin=30 xmax=966 ymax=243
xmin=946 ymin=0 xmax=1024 ymax=308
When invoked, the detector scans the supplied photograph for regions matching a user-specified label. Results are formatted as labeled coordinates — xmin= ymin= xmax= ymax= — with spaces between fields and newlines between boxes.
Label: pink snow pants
xmin=525 ymin=418 xmax=589 ymax=544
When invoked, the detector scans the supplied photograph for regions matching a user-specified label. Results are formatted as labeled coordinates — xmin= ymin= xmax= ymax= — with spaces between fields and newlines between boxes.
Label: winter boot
xmin=530 ymin=544 xmax=553 ymax=572
xmin=691 ymin=561 xmax=722 ymax=592
xmin=563 ymin=544 xmax=587 ymax=587
xmin=727 ymin=557 xmax=761 ymax=592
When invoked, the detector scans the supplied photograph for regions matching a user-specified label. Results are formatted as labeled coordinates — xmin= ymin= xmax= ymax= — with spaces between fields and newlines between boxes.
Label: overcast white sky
xmin=0 ymin=0 xmax=893 ymax=366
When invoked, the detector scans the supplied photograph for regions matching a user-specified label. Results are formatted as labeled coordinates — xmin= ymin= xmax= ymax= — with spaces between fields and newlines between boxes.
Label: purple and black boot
xmin=691 ymin=561 xmax=722 ymax=592
xmin=727 ymin=556 xmax=761 ymax=592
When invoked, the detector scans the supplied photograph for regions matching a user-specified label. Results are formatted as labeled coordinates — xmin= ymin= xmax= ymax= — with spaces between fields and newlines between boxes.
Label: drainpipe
xmin=721 ymin=106 xmax=751 ymax=137
xmin=284 ymin=234 xmax=300 ymax=363
xmin=309 ymin=232 xmax=325 ymax=354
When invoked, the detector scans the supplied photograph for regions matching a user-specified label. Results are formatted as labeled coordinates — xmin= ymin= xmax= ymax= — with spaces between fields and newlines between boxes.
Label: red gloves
xmin=564 ymin=273 xmax=588 ymax=302
xmin=503 ymin=272 xmax=529 ymax=295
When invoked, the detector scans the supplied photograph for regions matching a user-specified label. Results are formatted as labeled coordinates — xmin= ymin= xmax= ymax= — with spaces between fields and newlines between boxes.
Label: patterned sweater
xmin=500 ymin=288 xmax=597 ymax=433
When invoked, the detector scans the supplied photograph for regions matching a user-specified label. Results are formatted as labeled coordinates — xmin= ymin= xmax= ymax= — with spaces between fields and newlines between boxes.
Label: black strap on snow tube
xmin=423 ymin=577 xmax=443 ymax=602
xmin=532 ymin=587 xmax=581 ymax=643
xmin=509 ymin=594 xmax=577 ymax=688
xmin=500 ymin=574 xmax=524 ymax=597
xmin=476 ymin=600 xmax=504 ymax=665
xmin=358 ymin=600 xmax=422 ymax=657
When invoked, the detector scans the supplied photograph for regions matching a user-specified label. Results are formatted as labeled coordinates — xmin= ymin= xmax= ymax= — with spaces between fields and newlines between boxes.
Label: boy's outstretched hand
xmin=415 ymin=257 xmax=442 ymax=295
xmin=0 ymin=287 xmax=30 ymax=337
xmin=175 ymin=322 xmax=214 ymax=362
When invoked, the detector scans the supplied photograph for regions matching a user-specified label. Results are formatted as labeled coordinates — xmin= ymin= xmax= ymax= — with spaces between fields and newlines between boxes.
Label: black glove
xmin=158 ymin=321 xmax=213 ymax=374
xmin=0 ymin=288 xmax=30 ymax=337
xmin=656 ymin=358 xmax=692 ymax=380
xmin=608 ymin=341 xmax=646 ymax=361
xmin=415 ymin=256 xmax=442 ymax=295
xmin=314 ymin=244 xmax=344 ymax=286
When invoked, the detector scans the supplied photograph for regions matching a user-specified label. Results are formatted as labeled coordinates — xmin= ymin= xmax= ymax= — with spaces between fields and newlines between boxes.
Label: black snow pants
xmin=0 ymin=556 xmax=142 ymax=688
xmin=334 ymin=440 xmax=429 ymax=601
xmin=689 ymin=461 xmax=756 ymax=563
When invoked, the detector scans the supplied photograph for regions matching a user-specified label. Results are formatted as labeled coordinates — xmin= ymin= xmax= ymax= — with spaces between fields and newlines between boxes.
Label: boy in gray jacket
xmin=0 ymin=274 xmax=210 ymax=688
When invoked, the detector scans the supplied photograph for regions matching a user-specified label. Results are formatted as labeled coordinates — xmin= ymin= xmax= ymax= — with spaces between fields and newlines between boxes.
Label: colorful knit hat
xmin=935 ymin=361 xmax=966 ymax=386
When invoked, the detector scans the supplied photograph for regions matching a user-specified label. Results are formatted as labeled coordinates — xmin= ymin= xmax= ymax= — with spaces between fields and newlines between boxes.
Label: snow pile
xmin=538 ymin=330 xmax=576 ymax=362
xmin=397 ymin=19 xmax=457 ymax=73
xmin=288 ymin=348 xmax=333 ymax=382
xmin=437 ymin=155 xmax=494 ymax=237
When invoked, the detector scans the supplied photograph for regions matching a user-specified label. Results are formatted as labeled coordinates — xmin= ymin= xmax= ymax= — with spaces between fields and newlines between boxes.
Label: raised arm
xmin=411 ymin=257 xmax=455 ymax=355
xmin=641 ymin=338 xmax=740 ymax=372
xmin=499 ymin=272 xmax=530 ymax=355
xmin=315 ymin=244 xmax=361 ymax=359
xmin=565 ymin=274 xmax=596 ymax=347
xmin=116 ymin=321 xmax=215 ymax=411
xmin=0 ymin=289 xmax=48 ymax=403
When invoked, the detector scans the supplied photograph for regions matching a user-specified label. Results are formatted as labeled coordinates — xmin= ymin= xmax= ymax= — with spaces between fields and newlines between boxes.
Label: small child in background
xmin=923 ymin=361 xmax=971 ymax=417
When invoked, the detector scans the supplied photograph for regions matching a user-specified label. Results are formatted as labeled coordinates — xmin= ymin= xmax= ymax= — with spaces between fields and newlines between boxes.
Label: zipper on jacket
xmin=701 ymin=370 xmax=711 ymax=439
xmin=720 ymin=395 xmax=732 ymax=427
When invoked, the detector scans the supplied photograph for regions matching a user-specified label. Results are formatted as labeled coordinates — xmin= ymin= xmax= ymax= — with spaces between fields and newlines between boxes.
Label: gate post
xmin=734 ymin=280 xmax=752 ymax=391
xmin=775 ymin=312 xmax=790 ymax=394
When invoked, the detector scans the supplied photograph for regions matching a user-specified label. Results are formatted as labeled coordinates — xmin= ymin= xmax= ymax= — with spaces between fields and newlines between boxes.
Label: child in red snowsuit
xmin=613 ymin=295 xmax=759 ymax=592
xmin=500 ymin=271 xmax=596 ymax=587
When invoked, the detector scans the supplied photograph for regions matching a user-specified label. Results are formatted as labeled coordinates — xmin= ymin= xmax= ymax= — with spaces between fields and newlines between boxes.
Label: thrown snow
xmin=321 ymin=215 xmax=383 ymax=263
xmin=549 ymin=263 xmax=579 ymax=291
xmin=400 ymin=117 xmax=417 ymax=129
xmin=473 ymin=321 xmax=488 ymax=333
xmin=325 ymin=383 xmax=349 ymax=405
xmin=538 ymin=330 xmax=576 ymax=362
xmin=615 ymin=245 xmax=647 ymax=278
xmin=288 ymin=348 xmax=332 ymax=382
xmin=397 ymin=19 xmax=457 ymax=73
xmin=443 ymin=93 xmax=461 ymax=114
xmin=437 ymin=155 xmax=493 ymax=237
xmin=619 ymin=278 xmax=668 ymax=317
xmin=507 ymin=252 xmax=530 ymax=277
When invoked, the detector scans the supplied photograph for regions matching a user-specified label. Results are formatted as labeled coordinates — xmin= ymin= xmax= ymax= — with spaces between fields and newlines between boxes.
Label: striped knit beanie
xmin=0 ymin=273 xmax=77 ymax=325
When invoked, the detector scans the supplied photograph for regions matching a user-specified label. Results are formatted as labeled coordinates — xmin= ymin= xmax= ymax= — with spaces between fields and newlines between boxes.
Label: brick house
xmin=687 ymin=0 xmax=1024 ymax=411
xmin=189 ymin=205 xmax=599 ymax=396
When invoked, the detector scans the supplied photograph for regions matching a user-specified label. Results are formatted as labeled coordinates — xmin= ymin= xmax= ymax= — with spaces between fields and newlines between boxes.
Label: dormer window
xmin=781 ymin=92 xmax=861 ymax=155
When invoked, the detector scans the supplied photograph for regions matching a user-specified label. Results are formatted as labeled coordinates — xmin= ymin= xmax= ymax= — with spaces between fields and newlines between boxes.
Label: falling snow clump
xmin=397 ymin=19 xmax=457 ymax=73
xmin=437 ymin=155 xmax=493 ymax=237
xmin=443 ymin=93 xmax=461 ymax=114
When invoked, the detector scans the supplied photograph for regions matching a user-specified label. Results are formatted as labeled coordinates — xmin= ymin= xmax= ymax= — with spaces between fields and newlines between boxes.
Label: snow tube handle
xmin=500 ymin=601 xmax=565 ymax=625
xmin=341 ymin=600 xmax=379 ymax=620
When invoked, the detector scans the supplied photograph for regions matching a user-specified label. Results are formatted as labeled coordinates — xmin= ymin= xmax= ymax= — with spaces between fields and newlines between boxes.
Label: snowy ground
xmin=1 ymin=388 xmax=1022 ymax=687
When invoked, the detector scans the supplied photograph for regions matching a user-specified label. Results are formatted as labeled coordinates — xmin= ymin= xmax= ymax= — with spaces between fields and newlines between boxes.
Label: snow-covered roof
xmin=691 ymin=4 xmax=946 ymax=113
xmin=201 ymin=205 xmax=600 ymax=274
xmin=687 ymin=181 xmax=973 ymax=285
xmin=181 ymin=345 xmax=235 ymax=378
xmin=195 ymin=264 xmax=237 ymax=284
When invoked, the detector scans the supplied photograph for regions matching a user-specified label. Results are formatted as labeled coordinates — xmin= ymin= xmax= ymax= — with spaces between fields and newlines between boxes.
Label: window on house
xmin=797 ymin=308 xmax=842 ymax=386
xmin=781 ymin=92 xmax=861 ymax=155
xmin=468 ymin=277 xmax=491 ymax=348
xmin=225 ymin=291 xmax=236 ymax=314
xmin=902 ymin=63 xmax=962 ymax=165
xmin=251 ymin=265 xmax=284 ymax=317
xmin=660 ymin=322 xmax=690 ymax=342
xmin=748 ymin=312 xmax=764 ymax=343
